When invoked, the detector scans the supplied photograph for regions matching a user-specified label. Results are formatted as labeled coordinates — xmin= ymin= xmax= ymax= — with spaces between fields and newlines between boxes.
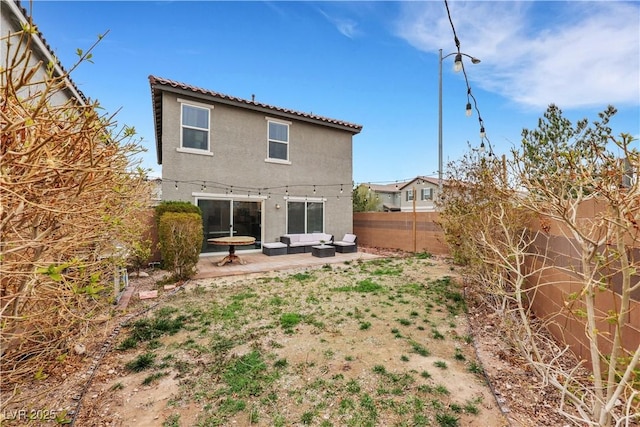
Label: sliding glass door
xmin=198 ymin=199 xmax=261 ymax=253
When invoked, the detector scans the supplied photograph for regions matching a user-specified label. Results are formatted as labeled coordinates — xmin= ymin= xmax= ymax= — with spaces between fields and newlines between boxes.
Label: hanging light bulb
xmin=340 ymin=184 xmax=343 ymax=194
xmin=479 ymin=141 xmax=486 ymax=153
xmin=465 ymin=103 xmax=472 ymax=117
xmin=313 ymin=185 xmax=316 ymax=194
xmin=454 ymin=53 xmax=463 ymax=72
xmin=480 ymin=127 xmax=486 ymax=138
xmin=175 ymin=182 xmax=178 ymax=189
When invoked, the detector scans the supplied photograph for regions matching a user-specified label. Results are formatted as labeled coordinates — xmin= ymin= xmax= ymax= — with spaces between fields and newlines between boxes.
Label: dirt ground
xmin=1 ymin=249 xmax=572 ymax=426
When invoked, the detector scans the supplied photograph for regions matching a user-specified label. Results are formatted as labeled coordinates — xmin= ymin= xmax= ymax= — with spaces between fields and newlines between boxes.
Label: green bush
xmin=155 ymin=201 xmax=202 ymax=225
xmin=158 ymin=212 xmax=203 ymax=279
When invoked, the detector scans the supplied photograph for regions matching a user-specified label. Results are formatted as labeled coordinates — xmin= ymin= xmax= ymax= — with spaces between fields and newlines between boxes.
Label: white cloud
xmin=394 ymin=1 xmax=640 ymax=110
xmin=317 ymin=8 xmax=360 ymax=39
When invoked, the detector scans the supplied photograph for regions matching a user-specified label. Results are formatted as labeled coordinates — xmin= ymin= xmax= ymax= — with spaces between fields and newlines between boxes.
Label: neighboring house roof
xmin=398 ymin=176 xmax=440 ymax=190
xmin=365 ymin=182 xmax=410 ymax=193
xmin=4 ymin=0 xmax=87 ymax=104
xmin=149 ymin=75 xmax=363 ymax=165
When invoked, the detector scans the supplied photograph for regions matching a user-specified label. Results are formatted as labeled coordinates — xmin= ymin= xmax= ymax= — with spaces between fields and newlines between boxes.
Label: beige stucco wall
xmin=159 ymin=91 xmax=356 ymax=244
xmin=1 ymin=2 xmax=82 ymax=106
xmin=399 ymin=181 xmax=439 ymax=212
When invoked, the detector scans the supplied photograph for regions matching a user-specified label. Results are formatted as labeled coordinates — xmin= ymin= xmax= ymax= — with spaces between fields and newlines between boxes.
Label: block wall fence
xmin=353 ymin=211 xmax=640 ymax=367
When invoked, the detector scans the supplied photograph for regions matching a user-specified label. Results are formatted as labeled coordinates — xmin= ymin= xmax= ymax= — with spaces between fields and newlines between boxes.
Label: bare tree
xmin=515 ymin=105 xmax=639 ymax=426
xmin=1 ymin=20 xmax=151 ymax=397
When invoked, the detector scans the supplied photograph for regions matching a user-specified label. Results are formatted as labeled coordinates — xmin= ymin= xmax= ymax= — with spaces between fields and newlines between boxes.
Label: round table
xmin=208 ymin=236 xmax=256 ymax=266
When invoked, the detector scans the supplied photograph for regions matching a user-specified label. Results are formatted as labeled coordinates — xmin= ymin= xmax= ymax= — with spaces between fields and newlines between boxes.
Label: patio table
xmin=208 ymin=236 xmax=256 ymax=266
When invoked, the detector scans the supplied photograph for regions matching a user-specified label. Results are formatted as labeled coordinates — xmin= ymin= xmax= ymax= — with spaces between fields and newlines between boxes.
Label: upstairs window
xmin=267 ymin=120 xmax=289 ymax=161
xmin=181 ymin=104 xmax=209 ymax=151
xmin=421 ymin=188 xmax=433 ymax=200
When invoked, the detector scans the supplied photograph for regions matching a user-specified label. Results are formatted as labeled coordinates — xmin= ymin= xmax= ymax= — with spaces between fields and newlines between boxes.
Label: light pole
xmin=438 ymin=49 xmax=481 ymax=191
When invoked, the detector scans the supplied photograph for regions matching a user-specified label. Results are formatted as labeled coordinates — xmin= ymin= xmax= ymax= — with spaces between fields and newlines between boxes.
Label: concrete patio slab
xmin=193 ymin=249 xmax=381 ymax=280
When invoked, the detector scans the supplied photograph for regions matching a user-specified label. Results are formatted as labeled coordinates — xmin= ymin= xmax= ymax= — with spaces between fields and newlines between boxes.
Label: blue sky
xmin=27 ymin=1 xmax=640 ymax=185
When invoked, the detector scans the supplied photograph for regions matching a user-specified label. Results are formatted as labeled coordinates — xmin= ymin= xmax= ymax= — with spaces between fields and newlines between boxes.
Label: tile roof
xmin=398 ymin=176 xmax=440 ymax=190
xmin=149 ymin=75 xmax=363 ymax=164
xmin=8 ymin=0 xmax=87 ymax=104
xmin=365 ymin=182 xmax=408 ymax=192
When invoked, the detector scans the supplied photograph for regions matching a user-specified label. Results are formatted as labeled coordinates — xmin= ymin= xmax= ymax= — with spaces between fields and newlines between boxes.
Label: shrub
xmin=158 ymin=212 xmax=203 ymax=279
xmin=155 ymin=201 xmax=202 ymax=225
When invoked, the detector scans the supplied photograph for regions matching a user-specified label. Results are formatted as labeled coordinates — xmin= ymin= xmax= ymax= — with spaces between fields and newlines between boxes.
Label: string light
xmin=161 ymin=179 xmax=362 ymax=200
xmin=444 ymin=0 xmax=490 ymax=156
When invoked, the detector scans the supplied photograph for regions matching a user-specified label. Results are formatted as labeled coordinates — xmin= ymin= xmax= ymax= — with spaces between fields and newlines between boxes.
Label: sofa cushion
xmin=299 ymin=234 xmax=317 ymax=243
xmin=343 ymin=234 xmax=357 ymax=243
xmin=263 ymin=242 xmax=287 ymax=249
xmin=284 ymin=234 xmax=300 ymax=243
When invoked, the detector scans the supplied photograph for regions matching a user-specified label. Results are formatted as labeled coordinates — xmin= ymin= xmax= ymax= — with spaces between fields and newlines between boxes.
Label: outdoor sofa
xmin=280 ymin=233 xmax=333 ymax=254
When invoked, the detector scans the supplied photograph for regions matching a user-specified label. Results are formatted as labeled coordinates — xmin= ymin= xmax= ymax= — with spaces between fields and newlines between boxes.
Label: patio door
xmin=198 ymin=199 xmax=261 ymax=253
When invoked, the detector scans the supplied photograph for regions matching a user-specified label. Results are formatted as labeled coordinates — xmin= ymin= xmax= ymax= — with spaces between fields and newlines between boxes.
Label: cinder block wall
xmin=353 ymin=212 xmax=448 ymax=255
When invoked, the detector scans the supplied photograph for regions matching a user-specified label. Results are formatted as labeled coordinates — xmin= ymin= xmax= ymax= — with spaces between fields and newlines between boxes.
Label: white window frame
xmin=406 ymin=189 xmax=414 ymax=201
xmin=265 ymin=117 xmax=291 ymax=164
xmin=421 ymin=188 xmax=433 ymax=201
xmin=177 ymin=99 xmax=213 ymax=156
xmin=284 ymin=196 xmax=325 ymax=233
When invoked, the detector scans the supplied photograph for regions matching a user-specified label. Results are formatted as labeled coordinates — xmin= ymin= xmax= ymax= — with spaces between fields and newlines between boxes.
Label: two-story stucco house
xmin=149 ymin=76 xmax=362 ymax=256
xmin=398 ymin=176 xmax=440 ymax=212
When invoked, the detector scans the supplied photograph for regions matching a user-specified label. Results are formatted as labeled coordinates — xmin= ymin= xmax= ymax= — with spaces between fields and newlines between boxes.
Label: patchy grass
xmin=108 ymin=256 xmax=505 ymax=426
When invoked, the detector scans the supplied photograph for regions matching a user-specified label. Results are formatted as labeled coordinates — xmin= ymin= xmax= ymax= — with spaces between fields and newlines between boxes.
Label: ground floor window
xmin=287 ymin=200 xmax=324 ymax=234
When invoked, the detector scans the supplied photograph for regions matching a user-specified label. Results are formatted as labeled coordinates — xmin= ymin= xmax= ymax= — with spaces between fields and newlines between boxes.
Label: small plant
xmin=274 ymin=358 xmax=288 ymax=369
xmin=410 ymin=341 xmax=430 ymax=357
xmin=110 ymin=382 xmax=124 ymax=391
xmin=434 ymin=360 xmax=448 ymax=369
xmin=125 ymin=352 xmax=156 ymax=372
xmin=359 ymin=321 xmax=372 ymax=330
xmin=434 ymin=384 xmax=450 ymax=395
xmin=467 ymin=361 xmax=484 ymax=375
xmin=346 ymin=379 xmax=361 ymax=393
xmin=142 ymin=371 xmax=168 ymax=385
xmin=301 ymin=411 xmax=315 ymax=424
xmin=435 ymin=412 xmax=459 ymax=427
xmin=372 ymin=365 xmax=387 ymax=374
xmin=464 ymin=400 xmax=480 ymax=415
xmin=280 ymin=312 xmax=302 ymax=329
xmin=116 ymin=336 xmax=138 ymax=351
xmin=400 ymin=355 xmax=409 ymax=362
xmin=432 ymin=329 xmax=445 ymax=340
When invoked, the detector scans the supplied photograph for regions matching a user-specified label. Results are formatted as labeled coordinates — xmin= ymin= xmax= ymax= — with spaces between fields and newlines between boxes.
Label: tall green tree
xmin=352 ymin=184 xmax=380 ymax=212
